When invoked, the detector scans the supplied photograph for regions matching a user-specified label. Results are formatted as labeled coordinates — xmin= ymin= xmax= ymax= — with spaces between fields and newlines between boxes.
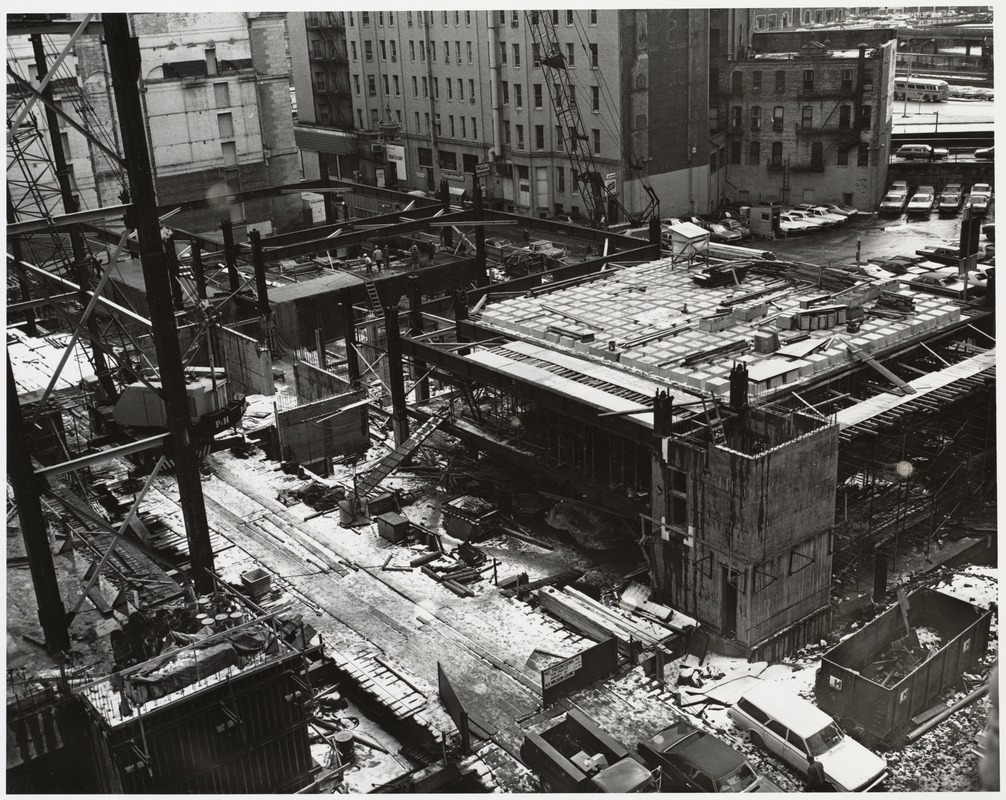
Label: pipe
xmin=486 ymin=11 xmax=504 ymax=161
xmin=906 ymin=683 xmax=988 ymax=742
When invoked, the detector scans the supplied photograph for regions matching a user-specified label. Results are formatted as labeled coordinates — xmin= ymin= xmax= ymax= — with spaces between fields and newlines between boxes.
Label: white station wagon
xmin=728 ymin=681 xmax=888 ymax=792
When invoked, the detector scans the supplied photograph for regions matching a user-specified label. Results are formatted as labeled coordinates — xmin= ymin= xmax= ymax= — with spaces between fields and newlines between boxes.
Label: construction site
xmin=6 ymin=13 xmax=998 ymax=795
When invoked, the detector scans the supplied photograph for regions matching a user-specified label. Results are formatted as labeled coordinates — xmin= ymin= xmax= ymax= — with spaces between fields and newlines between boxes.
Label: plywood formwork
xmin=216 ymin=324 xmax=273 ymax=397
xmin=276 ymin=390 xmax=369 ymax=470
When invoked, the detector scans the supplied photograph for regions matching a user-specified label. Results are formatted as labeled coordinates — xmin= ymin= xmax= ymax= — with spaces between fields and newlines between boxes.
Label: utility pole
xmin=104 ymin=14 xmax=215 ymax=593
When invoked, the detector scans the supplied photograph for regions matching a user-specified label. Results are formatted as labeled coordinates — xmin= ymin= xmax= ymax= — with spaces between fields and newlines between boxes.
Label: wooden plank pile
xmin=537 ymin=585 xmax=682 ymax=656
xmin=331 ymin=650 xmax=428 ymax=722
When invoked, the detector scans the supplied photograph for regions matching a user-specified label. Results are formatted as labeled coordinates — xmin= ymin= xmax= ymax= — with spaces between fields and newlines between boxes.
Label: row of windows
xmin=349 ymin=35 xmax=600 ymax=71
xmin=501 ymin=10 xmax=599 ymax=26
xmin=726 ymin=140 xmax=871 ymax=167
xmin=347 ymin=10 xmax=601 ymax=29
xmin=726 ymin=68 xmax=873 ymax=94
xmin=498 ymin=40 xmax=599 ymax=68
xmin=502 ymin=121 xmax=602 ymax=154
xmin=501 ymin=82 xmax=601 ymax=112
xmin=724 ymin=104 xmax=872 ymax=130
xmin=750 ymin=8 xmax=841 ymax=30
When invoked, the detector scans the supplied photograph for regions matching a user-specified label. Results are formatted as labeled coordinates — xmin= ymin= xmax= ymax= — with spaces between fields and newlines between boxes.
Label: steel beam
xmin=6 ymin=18 xmax=105 ymax=36
xmin=7 ymin=291 xmax=77 ymax=313
xmin=35 ymin=434 xmax=170 ymax=479
xmin=7 ymin=204 xmax=131 ymax=236
xmin=11 ymin=257 xmax=152 ymax=327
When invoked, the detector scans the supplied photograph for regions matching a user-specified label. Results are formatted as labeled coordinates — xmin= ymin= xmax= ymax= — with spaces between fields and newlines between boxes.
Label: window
xmin=407 ymin=11 xmax=412 ymax=27
xmin=711 ymin=150 xmax=718 ymax=173
xmin=557 ymin=166 xmax=565 ymax=192
xmin=730 ymin=140 xmax=741 ymax=164
xmin=515 ymin=83 xmax=522 ymax=108
xmin=414 ymin=111 xmax=420 ymax=131
xmin=535 ymin=125 xmax=544 ymax=150
xmin=439 ymin=150 xmax=457 ymax=170
xmin=801 ymin=106 xmax=812 ymax=129
xmin=353 ymin=74 xmax=361 ymax=94
xmin=749 ymin=141 xmax=761 ymax=166
xmin=465 ymin=11 xmax=471 ymax=25
xmin=782 ymin=13 xmax=788 ymax=27
xmin=358 ymin=109 xmax=365 ymax=128
xmin=457 ymin=78 xmax=463 ymax=100
xmin=422 ymin=76 xmax=428 ymax=98
xmin=419 ymin=41 xmax=425 ymax=61
xmin=731 ymin=106 xmax=742 ymax=129
xmin=767 ymin=14 xmax=776 ymax=29
xmin=442 ymin=11 xmax=448 ymax=25
xmin=469 ymin=79 xmax=475 ymax=99
xmin=467 ymin=41 xmax=472 ymax=63
xmin=767 ymin=720 xmax=788 ymax=739
xmin=566 ymin=43 xmax=575 ymax=66
xmin=592 ymin=128 xmax=600 ymax=155
xmin=455 ymin=41 xmax=461 ymax=62
xmin=504 ymin=120 xmax=511 ymax=145
xmin=860 ymin=105 xmax=872 ymax=130
xmin=394 ymin=75 xmax=400 ymax=96
xmin=409 ymin=41 xmax=415 ymax=61
xmin=731 ymin=71 xmax=742 ymax=93
xmin=709 ymin=105 xmax=720 ymax=131
xmin=390 ymin=41 xmax=397 ymax=61
xmin=839 ymin=105 xmax=851 ymax=130
xmin=568 ymin=84 xmax=576 ymax=108
xmin=499 ymin=10 xmax=506 ymax=25
xmin=843 ymin=193 xmax=854 ymax=206
xmin=516 ymin=123 xmax=524 ymax=149
xmin=841 ymin=68 xmax=853 ymax=93
xmin=771 ymin=141 xmax=782 ymax=166
xmin=448 ymin=79 xmax=454 ymax=100
xmin=512 ymin=11 xmax=520 ymax=26
xmin=500 ymin=40 xmax=507 ymax=65
xmin=772 ymin=106 xmax=784 ymax=130
xmin=589 ymin=9 xmax=597 ymax=25
xmin=752 ymin=70 xmax=762 ymax=91
xmin=383 ymin=74 xmax=389 ymax=95
xmin=513 ymin=44 xmax=520 ymax=67
xmin=555 ymin=125 xmax=563 ymax=148
xmin=217 ymin=112 xmax=233 ymax=138
xmin=364 ymin=41 xmax=373 ymax=61
xmin=436 ymin=113 xmax=442 ymax=136
xmin=591 ymin=85 xmax=600 ymax=112
xmin=590 ymin=43 xmax=598 ymax=68
xmin=348 ymin=12 xmax=354 ymax=26
xmin=501 ymin=82 xmax=508 ymax=104
xmin=750 ymin=106 xmax=761 ymax=130
xmin=377 ymin=11 xmax=383 ymax=25
xmin=221 ymin=140 xmax=237 ymax=166
xmin=433 ymin=77 xmax=439 ymax=98
xmin=755 ymin=15 xmax=765 ymax=29
xmin=350 ymin=41 xmax=358 ymax=61
xmin=460 ymin=117 xmax=466 ymax=138
xmin=858 ymin=147 xmax=869 ymax=167
xmin=454 ymin=10 xmax=459 ymax=24
xmin=444 ymin=41 xmax=450 ymax=63
xmin=380 ymin=40 xmax=386 ymax=60
xmin=389 ymin=12 xmax=394 ymax=26
xmin=418 ymin=146 xmax=432 ymax=167
xmin=424 ymin=111 xmax=430 ymax=132
xmin=837 ymin=147 xmax=849 ymax=166
xmin=368 ymin=75 xmax=377 ymax=96
xmin=738 ymin=698 xmax=770 ymax=725
xmin=566 ymin=9 xmax=574 ymax=25
xmin=775 ymin=70 xmax=785 ymax=93
xmin=534 ymin=83 xmax=543 ymax=108
xmin=532 ymin=41 xmax=542 ymax=64
xmin=863 ymin=71 xmax=874 ymax=91
xmin=802 ymin=69 xmax=814 ymax=91
xmin=214 ymin=82 xmax=230 ymax=107
xmin=411 ymin=76 xmax=418 ymax=97
xmin=471 ymin=117 xmax=477 ymax=139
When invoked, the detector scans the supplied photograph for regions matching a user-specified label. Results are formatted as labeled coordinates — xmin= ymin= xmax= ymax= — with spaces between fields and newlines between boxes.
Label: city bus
xmin=893 ymin=77 xmax=950 ymax=102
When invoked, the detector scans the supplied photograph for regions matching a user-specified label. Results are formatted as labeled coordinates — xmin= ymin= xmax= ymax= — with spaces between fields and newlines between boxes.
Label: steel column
xmin=6 ymin=190 xmax=38 ymax=336
xmin=472 ymin=173 xmax=488 ymax=287
xmin=407 ymin=274 xmax=430 ymax=402
xmin=190 ymin=239 xmax=207 ymax=300
xmin=7 ymin=360 xmax=70 ymax=652
xmin=383 ymin=306 xmax=410 ymax=448
xmin=341 ymin=288 xmax=360 ymax=387
xmin=104 ymin=13 xmax=215 ymax=593
xmin=221 ymin=218 xmax=241 ymax=293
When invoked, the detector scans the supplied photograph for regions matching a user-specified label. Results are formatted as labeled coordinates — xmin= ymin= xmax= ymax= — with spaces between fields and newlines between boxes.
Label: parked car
xmin=878 ymin=192 xmax=907 ymax=214
xmin=728 ymin=681 xmax=889 ymax=792
xmin=890 ymin=180 xmax=909 ymax=194
xmin=822 ymin=202 xmax=860 ymax=217
xmin=904 ymin=272 xmax=981 ymax=299
xmin=795 ymin=204 xmax=848 ymax=225
xmin=786 ymin=209 xmax=831 ymax=229
xmin=691 ymin=262 xmax=751 ymax=287
xmin=661 ymin=217 xmax=688 ymax=228
xmin=707 ymin=222 xmax=744 ymax=243
xmin=915 ymin=244 xmax=961 ymax=266
xmin=778 ymin=212 xmax=819 ymax=234
xmin=895 ymin=143 xmax=949 ymax=161
xmin=906 ymin=191 xmax=936 ymax=214
xmin=721 ymin=219 xmax=751 ymax=239
xmin=967 ymin=194 xmax=991 ymax=215
xmin=938 ymin=192 xmax=962 ymax=214
xmin=944 ymin=182 xmax=963 ymax=196
xmin=971 ymin=183 xmax=993 ymax=198
xmin=982 ymin=222 xmax=994 ymax=242
xmin=975 ymin=145 xmax=994 ymax=160
xmin=637 ymin=719 xmax=781 ymax=793
xmin=864 ymin=259 xmax=913 ymax=276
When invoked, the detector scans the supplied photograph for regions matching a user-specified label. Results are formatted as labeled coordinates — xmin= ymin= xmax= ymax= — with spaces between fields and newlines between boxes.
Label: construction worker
xmin=373 ymin=245 xmax=384 ymax=272
xmin=363 ymin=254 xmax=374 ymax=276
xmin=410 ymin=243 xmax=420 ymax=268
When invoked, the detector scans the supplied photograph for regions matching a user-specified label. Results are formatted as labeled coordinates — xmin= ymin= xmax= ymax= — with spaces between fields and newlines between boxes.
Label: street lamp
xmin=901 ymin=38 xmax=937 ymax=118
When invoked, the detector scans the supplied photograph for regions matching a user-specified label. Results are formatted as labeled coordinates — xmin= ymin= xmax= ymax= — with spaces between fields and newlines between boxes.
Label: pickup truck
xmin=521 ymin=709 xmax=656 ymax=792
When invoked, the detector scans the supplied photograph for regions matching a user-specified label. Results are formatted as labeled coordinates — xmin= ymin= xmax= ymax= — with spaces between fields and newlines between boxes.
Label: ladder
xmin=701 ymin=394 xmax=727 ymax=446
xmin=355 ymin=409 xmax=449 ymax=498
xmin=364 ymin=277 xmax=382 ymax=313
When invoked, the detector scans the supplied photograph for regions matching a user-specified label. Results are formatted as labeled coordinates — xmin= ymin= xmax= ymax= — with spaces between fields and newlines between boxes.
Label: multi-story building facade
xmin=290 ymin=10 xmax=716 ymax=223
xmin=709 ymin=21 xmax=897 ymax=210
xmin=7 ymin=13 xmax=303 ymax=236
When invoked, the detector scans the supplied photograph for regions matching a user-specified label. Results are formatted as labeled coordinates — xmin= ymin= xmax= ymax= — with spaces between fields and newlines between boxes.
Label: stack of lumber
xmin=537 ymin=585 xmax=682 ymax=655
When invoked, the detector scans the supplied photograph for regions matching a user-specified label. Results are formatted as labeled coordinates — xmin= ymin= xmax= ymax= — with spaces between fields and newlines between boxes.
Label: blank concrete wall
xmin=293 ymin=360 xmax=352 ymax=403
xmin=216 ymin=325 xmax=274 ymax=396
xmin=276 ymin=390 xmax=369 ymax=466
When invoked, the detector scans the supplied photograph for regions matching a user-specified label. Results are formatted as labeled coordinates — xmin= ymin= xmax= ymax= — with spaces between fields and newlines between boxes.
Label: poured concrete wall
xmin=276 ymin=390 xmax=369 ymax=468
xmin=293 ymin=359 xmax=352 ymax=403
xmin=216 ymin=324 xmax=273 ymax=396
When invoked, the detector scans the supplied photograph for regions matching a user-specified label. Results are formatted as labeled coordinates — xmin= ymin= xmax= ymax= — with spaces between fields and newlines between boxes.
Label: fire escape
xmin=306 ymin=12 xmax=353 ymax=129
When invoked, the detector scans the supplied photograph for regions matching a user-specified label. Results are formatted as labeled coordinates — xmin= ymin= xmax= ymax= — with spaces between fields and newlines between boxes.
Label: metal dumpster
xmin=814 ymin=588 xmax=992 ymax=745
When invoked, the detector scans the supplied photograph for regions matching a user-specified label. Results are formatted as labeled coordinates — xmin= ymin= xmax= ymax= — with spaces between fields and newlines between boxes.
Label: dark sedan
xmin=637 ymin=720 xmax=781 ymax=793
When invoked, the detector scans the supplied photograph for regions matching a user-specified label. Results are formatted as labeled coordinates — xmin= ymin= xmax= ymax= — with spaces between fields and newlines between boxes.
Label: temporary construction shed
xmin=665 ymin=222 xmax=710 ymax=268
